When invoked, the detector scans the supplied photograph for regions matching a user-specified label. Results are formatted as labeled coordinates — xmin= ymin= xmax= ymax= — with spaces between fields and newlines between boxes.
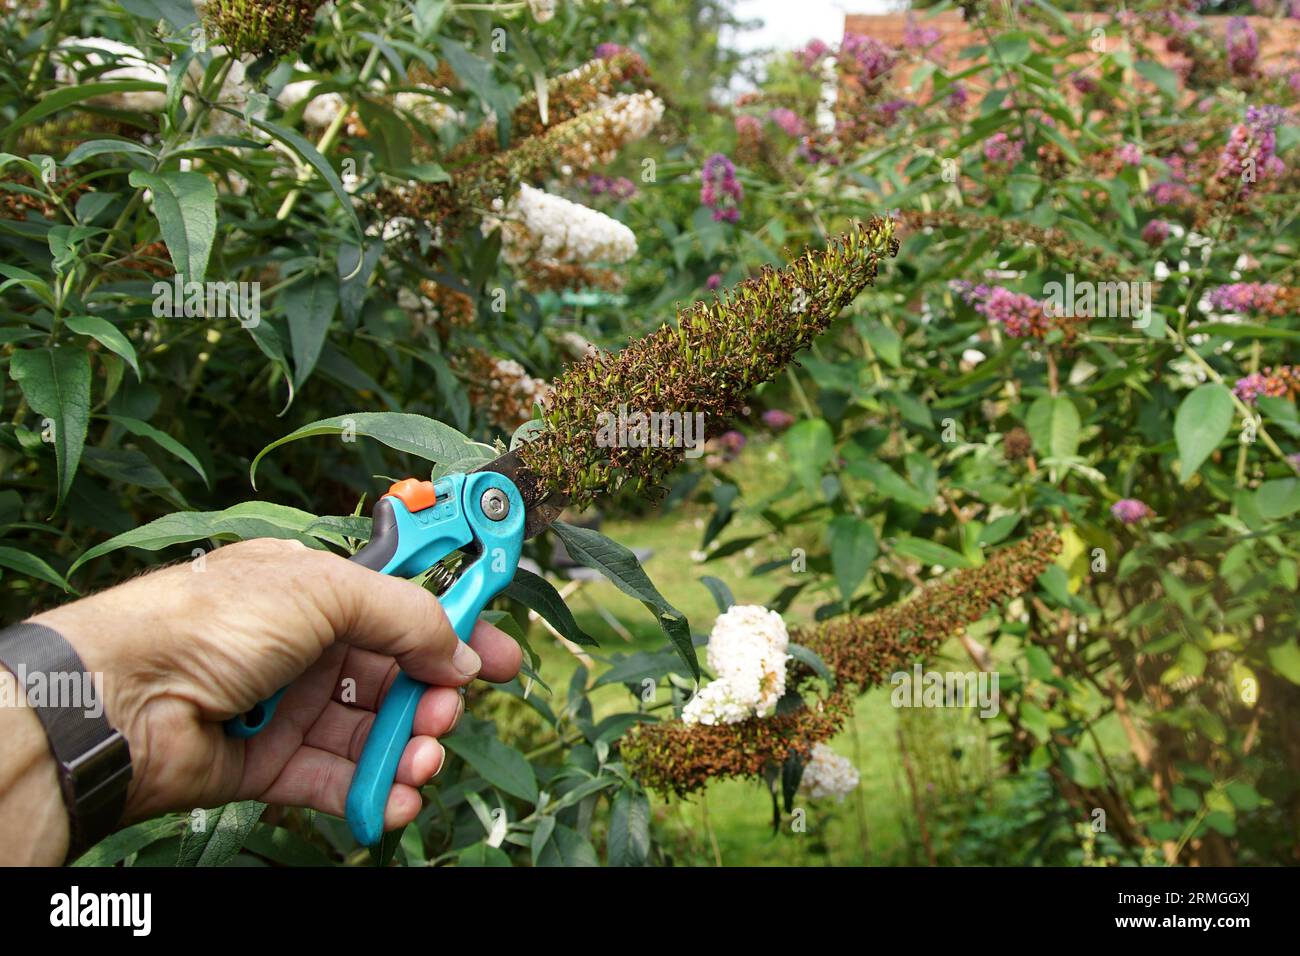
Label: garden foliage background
xmin=1 ymin=0 xmax=1299 ymax=866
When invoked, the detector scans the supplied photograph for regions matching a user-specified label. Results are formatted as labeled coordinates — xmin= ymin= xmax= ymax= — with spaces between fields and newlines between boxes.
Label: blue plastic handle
xmin=223 ymin=470 xmax=525 ymax=846
xmin=344 ymin=471 xmax=524 ymax=845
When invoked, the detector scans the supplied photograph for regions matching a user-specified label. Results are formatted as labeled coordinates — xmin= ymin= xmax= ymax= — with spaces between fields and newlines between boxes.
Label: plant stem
xmin=275 ymin=45 xmax=383 ymax=221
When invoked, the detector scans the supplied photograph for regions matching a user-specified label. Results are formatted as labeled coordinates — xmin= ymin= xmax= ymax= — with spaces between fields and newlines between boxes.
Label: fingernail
xmin=452 ymin=641 xmax=481 ymax=678
xmin=453 ymin=691 xmax=466 ymax=727
xmin=431 ymin=741 xmax=447 ymax=779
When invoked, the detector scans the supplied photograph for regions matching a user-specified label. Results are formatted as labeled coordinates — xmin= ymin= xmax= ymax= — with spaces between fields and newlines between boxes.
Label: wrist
xmin=0 ymin=693 xmax=69 ymax=865
xmin=28 ymin=596 xmax=161 ymax=822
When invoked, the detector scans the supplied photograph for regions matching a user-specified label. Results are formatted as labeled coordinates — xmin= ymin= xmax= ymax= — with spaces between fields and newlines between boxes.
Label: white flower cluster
xmin=276 ymin=79 xmax=346 ymax=129
xmin=54 ymin=38 xmax=168 ymax=111
xmin=491 ymin=357 xmax=549 ymax=409
xmin=798 ymin=743 xmax=860 ymax=802
xmin=528 ymin=0 xmax=558 ymax=22
xmin=529 ymin=0 xmax=619 ymax=20
xmin=558 ymin=90 xmax=665 ymax=176
xmin=682 ymin=605 xmax=790 ymax=726
xmin=484 ymin=184 xmax=637 ymax=266
xmin=394 ymin=87 xmax=463 ymax=130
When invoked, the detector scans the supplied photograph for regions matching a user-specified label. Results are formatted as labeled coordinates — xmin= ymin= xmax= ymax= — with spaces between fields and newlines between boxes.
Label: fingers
xmin=467 ymin=620 xmax=524 ymax=683
xmin=256 ymin=734 xmax=445 ymax=824
xmin=304 ymin=687 xmax=463 ymax=760
xmin=307 ymin=551 xmax=483 ymax=687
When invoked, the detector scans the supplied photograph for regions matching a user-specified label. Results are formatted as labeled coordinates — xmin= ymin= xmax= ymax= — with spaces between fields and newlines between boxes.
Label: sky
xmin=726 ymin=0 xmax=901 ymax=53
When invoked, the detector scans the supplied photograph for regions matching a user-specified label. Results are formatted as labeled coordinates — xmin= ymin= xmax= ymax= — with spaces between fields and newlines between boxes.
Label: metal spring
xmin=425 ymin=559 xmax=459 ymax=596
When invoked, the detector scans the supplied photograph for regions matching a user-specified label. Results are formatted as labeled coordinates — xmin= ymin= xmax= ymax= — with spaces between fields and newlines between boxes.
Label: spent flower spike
xmin=518 ymin=219 xmax=899 ymax=508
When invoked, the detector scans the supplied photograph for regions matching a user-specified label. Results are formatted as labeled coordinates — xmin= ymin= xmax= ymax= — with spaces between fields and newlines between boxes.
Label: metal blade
xmin=471 ymin=448 xmax=569 ymax=539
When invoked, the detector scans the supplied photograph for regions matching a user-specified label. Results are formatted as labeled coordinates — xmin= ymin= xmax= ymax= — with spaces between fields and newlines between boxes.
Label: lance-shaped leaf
xmin=10 ymin=347 xmax=91 ymax=512
xmin=128 ymin=169 xmax=217 ymax=285
xmin=249 ymin=412 xmax=494 ymax=488
xmin=552 ymin=521 xmax=697 ymax=678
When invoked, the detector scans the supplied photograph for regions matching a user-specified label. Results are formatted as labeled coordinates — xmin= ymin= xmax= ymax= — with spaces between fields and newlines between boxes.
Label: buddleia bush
xmin=3 ymin=0 xmax=1299 ymax=868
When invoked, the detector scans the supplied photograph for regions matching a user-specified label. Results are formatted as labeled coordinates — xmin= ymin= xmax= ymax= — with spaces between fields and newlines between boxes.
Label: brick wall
xmin=843 ymin=11 xmax=1300 ymax=68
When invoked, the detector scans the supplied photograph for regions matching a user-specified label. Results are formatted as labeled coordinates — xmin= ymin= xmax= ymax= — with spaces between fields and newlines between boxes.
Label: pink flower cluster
xmin=1117 ymin=143 xmax=1143 ymax=166
xmin=1111 ymin=498 xmax=1154 ymax=525
xmin=1070 ymin=71 xmax=1097 ymax=95
xmin=761 ymin=409 xmax=796 ymax=430
xmin=839 ymin=33 xmax=897 ymax=83
xmin=1226 ymin=17 xmax=1259 ymax=76
xmin=877 ymin=99 xmax=910 ymax=128
xmin=767 ymin=108 xmax=806 ymax=137
xmin=951 ymin=281 xmax=1049 ymax=338
xmin=1148 ymin=155 xmax=1192 ymax=206
xmin=1216 ymin=105 xmax=1286 ymax=196
xmin=1232 ymin=366 xmax=1299 ymax=404
xmin=983 ymin=132 xmax=1024 ymax=168
xmin=594 ymin=43 xmax=627 ymax=60
xmin=795 ymin=38 xmax=831 ymax=70
xmin=1207 ymin=282 xmax=1283 ymax=314
xmin=700 ymin=153 xmax=742 ymax=223
xmin=903 ymin=16 xmax=940 ymax=51
xmin=586 ymin=174 xmax=637 ymax=201
xmin=1142 ymin=219 xmax=1171 ymax=245
xmin=947 ymin=83 xmax=969 ymax=109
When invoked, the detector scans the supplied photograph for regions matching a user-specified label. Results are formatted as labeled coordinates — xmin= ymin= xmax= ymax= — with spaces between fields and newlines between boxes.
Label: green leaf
xmin=1255 ymin=478 xmax=1300 ymax=520
xmin=127 ymin=169 xmax=216 ymax=285
xmin=0 ymin=545 xmax=75 ymax=592
xmin=783 ymin=418 xmax=834 ymax=494
xmin=893 ymin=536 xmax=972 ymax=569
xmin=442 ymin=733 xmax=539 ymax=803
xmin=993 ymin=32 xmax=1031 ymax=64
xmin=281 ymin=273 xmax=339 ymax=390
xmin=1060 ymin=748 xmax=1103 ymax=788
xmin=1026 ymin=395 xmax=1081 ymax=461
xmin=249 ymin=413 xmax=493 ymax=488
xmin=859 ymin=318 xmax=902 ymax=368
xmin=10 ymin=347 xmax=91 ymax=511
xmin=242 ymin=823 xmax=334 ymax=866
xmin=698 ymin=575 xmax=735 ymax=613
xmin=68 ymin=501 xmax=328 ymax=575
xmin=1018 ymin=700 xmax=1050 ymax=743
xmin=1174 ymin=384 xmax=1233 ymax=481
xmin=64 ymin=139 xmax=157 ymax=166
xmin=844 ymin=455 xmax=932 ymax=510
xmin=64 ymin=315 xmax=140 ymax=379
xmin=827 ymin=515 xmax=877 ymax=603
xmin=71 ymin=815 xmax=186 ymax=866
xmin=177 ymin=801 xmax=266 ymax=866
xmin=251 ymin=118 xmax=364 ymax=247
xmin=534 ymin=824 xmax=598 ymax=867
xmin=1135 ymin=60 xmax=1180 ymax=99
xmin=1267 ymin=640 xmax=1300 ymax=685
xmin=607 ymin=789 xmax=651 ymax=866
xmin=104 ymin=415 xmax=209 ymax=487
xmin=551 ymin=521 xmax=697 ymax=679
xmin=457 ymin=842 xmax=512 ymax=866
xmin=502 ymin=566 xmax=596 ymax=646
xmin=530 ymin=816 xmax=555 ymax=865
xmin=787 ymin=641 xmax=833 ymax=682
xmin=8 ymin=82 xmax=167 ymax=135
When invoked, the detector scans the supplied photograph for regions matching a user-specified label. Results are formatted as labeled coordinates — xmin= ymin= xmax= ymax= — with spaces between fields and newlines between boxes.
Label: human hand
xmin=30 ymin=537 xmax=523 ymax=843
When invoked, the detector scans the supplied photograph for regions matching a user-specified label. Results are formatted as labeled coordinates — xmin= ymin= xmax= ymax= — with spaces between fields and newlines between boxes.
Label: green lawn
xmin=500 ymin=436 xmax=1125 ymax=865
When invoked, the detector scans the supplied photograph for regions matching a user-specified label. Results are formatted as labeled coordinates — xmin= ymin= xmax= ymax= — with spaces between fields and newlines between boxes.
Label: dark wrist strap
xmin=0 ymin=621 xmax=132 ymax=863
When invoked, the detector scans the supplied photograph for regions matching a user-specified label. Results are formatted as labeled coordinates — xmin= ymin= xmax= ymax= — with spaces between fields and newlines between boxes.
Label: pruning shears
xmin=223 ymin=450 xmax=567 ymax=846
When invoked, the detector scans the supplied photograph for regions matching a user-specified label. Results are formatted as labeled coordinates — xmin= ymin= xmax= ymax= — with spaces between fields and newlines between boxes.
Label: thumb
xmin=309 ymin=550 xmax=482 ymax=686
